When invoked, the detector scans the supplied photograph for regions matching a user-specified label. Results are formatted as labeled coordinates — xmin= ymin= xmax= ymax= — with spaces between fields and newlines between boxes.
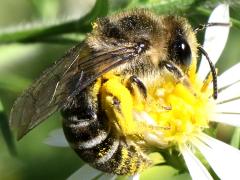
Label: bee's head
xmin=87 ymin=9 xmax=217 ymax=98
xmin=160 ymin=15 xmax=198 ymax=72
xmin=89 ymin=10 xmax=198 ymax=72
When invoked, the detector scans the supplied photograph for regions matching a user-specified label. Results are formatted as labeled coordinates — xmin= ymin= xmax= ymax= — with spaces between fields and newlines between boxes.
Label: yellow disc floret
xmin=100 ymin=60 xmax=215 ymax=148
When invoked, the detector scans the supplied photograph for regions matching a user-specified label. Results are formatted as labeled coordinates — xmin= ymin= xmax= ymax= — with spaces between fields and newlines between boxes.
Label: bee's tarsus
xmin=159 ymin=61 xmax=193 ymax=91
xmin=127 ymin=75 xmax=147 ymax=99
xmin=159 ymin=61 xmax=183 ymax=79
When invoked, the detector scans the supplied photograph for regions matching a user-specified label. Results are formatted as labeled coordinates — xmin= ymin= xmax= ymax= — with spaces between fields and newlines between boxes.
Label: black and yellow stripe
xmin=61 ymin=84 xmax=151 ymax=175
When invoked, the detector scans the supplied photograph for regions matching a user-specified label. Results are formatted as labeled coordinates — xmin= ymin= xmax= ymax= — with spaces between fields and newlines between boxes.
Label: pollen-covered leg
xmin=112 ymin=139 xmax=151 ymax=175
xmin=100 ymin=74 xmax=164 ymax=142
xmin=62 ymin=83 xmax=151 ymax=176
xmin=100 ymin=75 xmax=138 ymax=135
xmin=88 ymin=133 xmax=151 ymax=175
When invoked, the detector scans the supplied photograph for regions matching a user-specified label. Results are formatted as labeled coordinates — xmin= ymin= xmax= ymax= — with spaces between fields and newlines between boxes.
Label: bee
xmin=10 ymin=9 xmax=217 ymax=175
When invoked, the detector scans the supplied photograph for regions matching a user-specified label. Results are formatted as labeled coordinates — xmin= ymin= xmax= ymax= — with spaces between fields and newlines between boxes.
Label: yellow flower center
xmin=134 ymin=60 xmax=215 ymax=147
xmin=100 ymin=60 xmax=216 ymax=148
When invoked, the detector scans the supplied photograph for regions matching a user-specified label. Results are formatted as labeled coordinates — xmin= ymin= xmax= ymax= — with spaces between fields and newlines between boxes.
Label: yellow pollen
xmin=100 ymin=59 xmax=216 ymax=148
xmin=131 ymin=60 xmax=215 ymax=146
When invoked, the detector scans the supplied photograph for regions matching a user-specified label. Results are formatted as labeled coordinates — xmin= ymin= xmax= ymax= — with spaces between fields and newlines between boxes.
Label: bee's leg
xmin=159 ymin=61 xmax=192 ymax=87
xmin=159 ymin=61 xmax=184 ymax=79
xmin=159 ymin=61 xmax=195 ymax=95
xmin=126 ymin=75 xmax=147 ymax=99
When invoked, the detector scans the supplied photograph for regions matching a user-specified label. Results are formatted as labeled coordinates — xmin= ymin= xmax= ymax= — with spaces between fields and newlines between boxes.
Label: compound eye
xmin=172 ymin=38 xmax=192 ymax=66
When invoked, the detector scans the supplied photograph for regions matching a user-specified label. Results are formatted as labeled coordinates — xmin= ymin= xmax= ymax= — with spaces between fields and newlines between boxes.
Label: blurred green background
xmin=0 ymin=1 xmax=96 ymax=179
xmin=0 ymin=0 xmax=239 ymax=179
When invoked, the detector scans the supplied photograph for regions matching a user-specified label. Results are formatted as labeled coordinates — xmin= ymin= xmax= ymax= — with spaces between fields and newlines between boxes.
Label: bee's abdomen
xmin=61 ymin=85 xmax=151 ymax=175
xmin=63 ymin=114 xmax=151 ymax=175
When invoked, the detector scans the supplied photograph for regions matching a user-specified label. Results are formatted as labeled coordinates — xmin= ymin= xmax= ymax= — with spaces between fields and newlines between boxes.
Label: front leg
xmin=126 ymin=75 xmax=147 ymax=99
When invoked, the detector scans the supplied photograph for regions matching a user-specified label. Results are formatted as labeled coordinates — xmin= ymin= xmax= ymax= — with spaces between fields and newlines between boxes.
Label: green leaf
xmin=230 ymin=128 xmax=240 ymax=148
xmin=0 ymin=100 xmax=3 ymax=112
xmin=127 ymin=0 xmax=197 ymax=14
xmin=0 ymin=100 xmax=17 ymax=156
xmin=31 ymin=0 xmax=59 ymax=19
xmin=109 ymin=0 xmax=129 ymax=12
xmin=0 ymin=0 xmax=109 ymax=43
xmin=126 ymin=0 xmax=240 ymax=30
xmin=0 ymin=73 xmax=30 ymax=92
xmin=140 ymin=165 xmax=191 ymax=180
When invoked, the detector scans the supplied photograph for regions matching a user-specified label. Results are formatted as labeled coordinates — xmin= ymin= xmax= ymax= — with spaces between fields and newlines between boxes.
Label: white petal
xmin=199 ymin=133 xmax=240 ymax=155
xmin=217 ymin=81 xmax=240 ymax=103
xmin=218 ymin=63 xmax=240 ymax=89
xmin=193 ymin=133 xmax=240 ymax=180
xmin=129 ymin=174 xmax=140 ymax=180
xmin=67 ymin=164 xmax=103 ymax=180
xmin=198 ymin=4 xmax=230 ymax=80
xmin=44 ymin=129 xmax=69 ymax=147
xmin=180 ymin=145 xmax=213 ymax=180
xmin=216 ymin=99 xmax=240 ymax=113
xmin=211 ymin=113 xmax=240 ymax=127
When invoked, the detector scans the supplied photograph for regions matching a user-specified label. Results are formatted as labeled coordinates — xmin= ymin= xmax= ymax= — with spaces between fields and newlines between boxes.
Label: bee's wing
xmin=10 ymin=42 xmax=138 ymax=140
xmin=56 ymin=45 xmax=138 ymax=102
xmin=10 ymin=43 xmax=85 ymax=140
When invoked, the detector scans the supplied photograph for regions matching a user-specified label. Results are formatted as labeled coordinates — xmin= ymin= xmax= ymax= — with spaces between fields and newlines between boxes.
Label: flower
xmin=138 ymin=4 xmax=240 ymax=180
xmin=45 ymin=3 xmax=240 ymax=180
xmin=180 ymin=4 xmax=240 ymax=180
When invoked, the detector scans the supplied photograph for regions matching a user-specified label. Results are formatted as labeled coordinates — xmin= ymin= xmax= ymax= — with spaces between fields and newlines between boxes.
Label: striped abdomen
xmin=62 ymin=112 xmax=151 ymax=175
xmin=61 ymin=87 xmax=151 ymax=175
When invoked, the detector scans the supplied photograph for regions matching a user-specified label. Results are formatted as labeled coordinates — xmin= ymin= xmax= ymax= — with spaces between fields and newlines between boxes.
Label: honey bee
xmin=10 ymin=9 xmax=217 ymax=175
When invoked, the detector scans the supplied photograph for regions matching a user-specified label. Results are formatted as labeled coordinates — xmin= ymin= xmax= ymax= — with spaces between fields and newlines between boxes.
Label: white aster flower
xmin=45 ymin=3 xmax=240 ymax=180
xmin=160 ymin=3 xmax=240 ymax=180
xmin=181 ymin=4 xmax=240 ymax=180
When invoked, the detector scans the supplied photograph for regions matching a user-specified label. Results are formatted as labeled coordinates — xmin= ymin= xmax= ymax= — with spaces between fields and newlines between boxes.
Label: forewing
xmin=10 ymin=42 xmax=139 ymax=140
xmin=55 ymin=45 xmax=137 ymax=102
xmin=10 ymin=43 xmax=84 ymax=140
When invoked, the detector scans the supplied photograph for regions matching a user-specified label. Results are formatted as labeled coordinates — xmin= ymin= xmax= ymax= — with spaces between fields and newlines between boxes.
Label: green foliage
xmin=0 ymin=100 xmax=16 ymax=156
xmin=231 ymin=128 xmax=240 ymax=148
xmin=1 ymin=0 xmax=240 ymax=44
xmin=0 ymin=0 xmax=240 ymax=179
xmin=0 ymin=0 xmax=108 ymax=43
